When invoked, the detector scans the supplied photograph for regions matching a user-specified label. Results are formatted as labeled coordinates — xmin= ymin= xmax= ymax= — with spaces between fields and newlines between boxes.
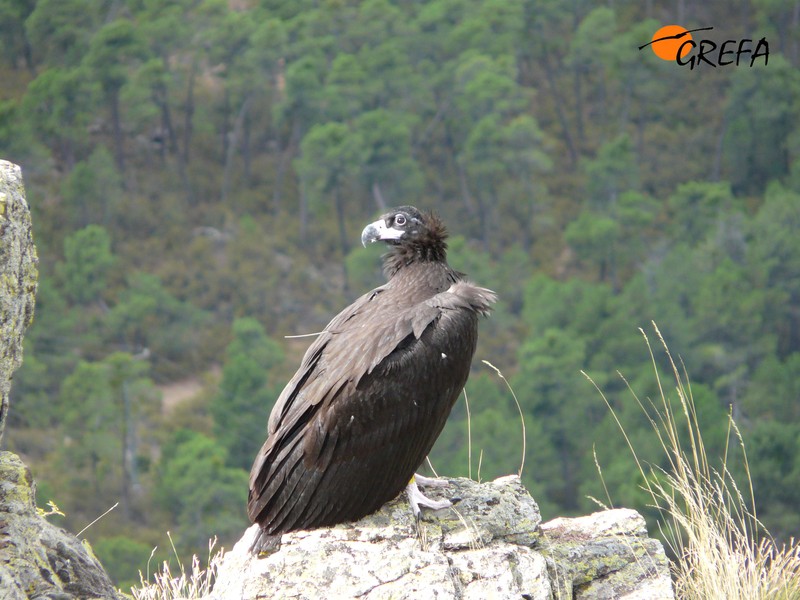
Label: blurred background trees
xmin=1 ymin=0 xmax=798 ymax=590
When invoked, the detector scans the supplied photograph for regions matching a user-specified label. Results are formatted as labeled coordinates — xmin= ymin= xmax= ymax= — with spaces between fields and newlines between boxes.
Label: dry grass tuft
xmin=585 ymin=322 xmax=800 ymax=600
xmin=482 ymin=359 xmax=527 ymax=479
xmin=131 ymin=534 xmax=223 ymax=600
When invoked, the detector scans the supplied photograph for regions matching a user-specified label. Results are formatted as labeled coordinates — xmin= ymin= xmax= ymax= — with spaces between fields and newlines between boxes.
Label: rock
xmin=0 ymin=161 xmax=38 ymax=443
xmin=541 ymin=509 xmax=675 ymax=599
xmin=209 ymin=476 xmax=674 ymax=600
xmin=0 ymin=162 xmax=122 ymax=600
xmin=0 ymin=452 xmax=124 ymax=600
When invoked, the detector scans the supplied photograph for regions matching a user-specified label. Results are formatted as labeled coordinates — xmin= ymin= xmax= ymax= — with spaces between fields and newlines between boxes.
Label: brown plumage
xmin=247 ymin=206 xmax=496 ymax=551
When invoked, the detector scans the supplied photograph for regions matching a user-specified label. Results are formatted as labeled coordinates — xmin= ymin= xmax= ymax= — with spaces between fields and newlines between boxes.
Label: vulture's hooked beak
xmin=361 ymin=219 xmax=404 ymax=247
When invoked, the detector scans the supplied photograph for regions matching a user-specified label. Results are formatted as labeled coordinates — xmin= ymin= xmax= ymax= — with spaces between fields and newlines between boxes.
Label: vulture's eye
xmin=395 ymin=214 xmax=407 ymax=226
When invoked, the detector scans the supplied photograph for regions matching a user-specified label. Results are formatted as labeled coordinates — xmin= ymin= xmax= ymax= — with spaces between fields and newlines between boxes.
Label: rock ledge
xmin=209 ymin=476 xmax=674 ymax=600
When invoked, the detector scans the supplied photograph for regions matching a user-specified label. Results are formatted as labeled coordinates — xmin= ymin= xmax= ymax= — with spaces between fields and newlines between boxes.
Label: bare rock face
xmin=0 ymin=161 xmax=38 ymax=443
xmin=541 ymin=509 xmax=676 ymax=599
xmin=0 ymin=161 xmax=122 ymax=599
xmin=209 ymin=476 xmax=674 ymax=600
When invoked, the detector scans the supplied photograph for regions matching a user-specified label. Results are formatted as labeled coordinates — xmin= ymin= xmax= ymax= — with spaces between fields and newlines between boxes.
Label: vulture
xmin=247 ymin=206 xmax=496 ymax=553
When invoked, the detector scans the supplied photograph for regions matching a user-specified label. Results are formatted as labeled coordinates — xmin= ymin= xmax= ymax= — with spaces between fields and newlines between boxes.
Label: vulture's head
xmin=360 ymin=206 xmax=446 ymax=248
xmin=361 ymin=206 xmax=449 ymax=273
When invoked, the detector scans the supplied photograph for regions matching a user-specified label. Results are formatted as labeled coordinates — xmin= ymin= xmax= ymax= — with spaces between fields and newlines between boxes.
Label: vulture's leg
xmin=405 ymin=474 xmax=452 ymax=518
xmin=413 ymin=473 xmax=449 ymax=488
xmin=249 ymin=526 xmax=282 ymax=556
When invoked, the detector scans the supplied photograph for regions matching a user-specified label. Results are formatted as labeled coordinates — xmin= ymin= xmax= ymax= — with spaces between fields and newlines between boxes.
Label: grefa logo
xmin=640 ymin=25 xmax=769 ymax=70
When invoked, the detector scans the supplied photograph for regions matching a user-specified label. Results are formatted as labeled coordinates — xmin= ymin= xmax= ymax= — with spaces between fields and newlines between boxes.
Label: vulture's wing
xmin=248 ymin=281 xmax=495 ymax=533
xmin=263 ymin=284 xmax=390 ymax=439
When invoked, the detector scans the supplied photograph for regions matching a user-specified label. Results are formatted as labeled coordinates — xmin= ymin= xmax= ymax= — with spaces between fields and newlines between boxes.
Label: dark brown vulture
xmin=247 ymin=206 xmax=496 ymax=552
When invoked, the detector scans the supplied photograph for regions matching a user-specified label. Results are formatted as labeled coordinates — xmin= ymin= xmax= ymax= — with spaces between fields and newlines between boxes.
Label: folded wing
xmin=247 ymin=281 xmax=496 ymax=534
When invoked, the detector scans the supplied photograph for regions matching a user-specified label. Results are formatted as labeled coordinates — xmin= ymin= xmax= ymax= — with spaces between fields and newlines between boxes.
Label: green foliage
xmin=564 ymin=211 xmax=620 ymax=280
xmin=155 ymin=430 xmax=248 ymax=553
xmin=49 ymin=352 xmax=159 ymax=522
xmin=513 ymin=328 xmax=593 ymax=511
xmin=521 ymin=274 xmax=613 ymax=336
xmin=21 ymin=66 xmax=98 ymax=164
xmin=296 ymin=122 xmax=367 ymax=204
xmin=59 ymin=360 xmax=119 ymax=474
xmin=10 ymin=279 xmax=77 ymax=431
xmin=666 ymin=181 xmax=739 ymax=244
xmin=60 ymin=225 xmax=115 ymax=304
xmin=25 ymin=0 xmax=99 ymax=67
xmin=60 ymin=147 xmax=123 ymax=229
xmin=343 ymin=241 xmax=385 ymax=294
xmin=0 ymin=0 xmax=35 ymax=69
xmin=723 ymin=55 xmax=800 ymax=194
xmin=746 ymin=183 xmax=800 ymax=357
xmin=353 ymin=109 xmax=424 ymax=201
xmin=211 ymin=318 xmax=284 ymax=469
xmin=746 ymin=420 xmax=800 ymax=538
xmin=585 ymin=134 xmax=639 ymax=207
xmin=84 ymin=19 xmax=145 ymax=95
xmin=94 ymin=535 xmax=153 ymax=592
xmin=742 ymin=353 xmax=800 ymax=421
xmin=106 ymin=273 xmax=215 ymax=378
xmin=278 ymin=53 xmax=327 ymax=125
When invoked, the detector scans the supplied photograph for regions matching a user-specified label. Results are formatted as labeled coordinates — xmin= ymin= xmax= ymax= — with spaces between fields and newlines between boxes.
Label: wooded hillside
xmin=1 ymin=0 xmax=799 ymax=590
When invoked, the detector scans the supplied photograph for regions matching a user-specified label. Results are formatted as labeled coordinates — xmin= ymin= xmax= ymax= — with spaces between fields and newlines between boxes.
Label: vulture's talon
xmin=406 ymin=477 xmax=453 ymax=518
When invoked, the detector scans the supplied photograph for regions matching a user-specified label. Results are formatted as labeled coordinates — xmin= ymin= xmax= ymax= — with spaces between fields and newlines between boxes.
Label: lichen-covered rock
xmin=208 ymin=476 xmax=675 ymax=600
xmin=540 ymin=509 xmax=675 ymax=599
xmin=211 ymin=476 xmax=550 ymax=600
xmin=0 ymin=452 xmax=124 ymax=599
xmin=0 ymin=160 xmax=38 ymax=443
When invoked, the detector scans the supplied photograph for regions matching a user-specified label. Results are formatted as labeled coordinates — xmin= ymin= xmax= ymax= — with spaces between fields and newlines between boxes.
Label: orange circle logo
xmin=649 ymin=25 xmax=693 ymax=61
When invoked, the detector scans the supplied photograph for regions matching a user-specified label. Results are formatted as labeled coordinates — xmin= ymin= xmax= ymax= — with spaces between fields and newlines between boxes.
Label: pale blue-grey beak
xmin=360 ymin=219 xmax=404 ymax=247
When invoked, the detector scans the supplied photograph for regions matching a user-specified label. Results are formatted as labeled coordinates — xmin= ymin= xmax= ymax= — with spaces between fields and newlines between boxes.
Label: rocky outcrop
xmin=209 ymin=476 xmax=674 ymax=600
xmin=0 ymin=161 xmax=122 ymax=599
xmin=541 ymin=509 xmax=675 ymax=599
xmin=0 ymin=452 xmax=124 ymax=599
xmin=0 ymin=161 xmax=38 ymax=444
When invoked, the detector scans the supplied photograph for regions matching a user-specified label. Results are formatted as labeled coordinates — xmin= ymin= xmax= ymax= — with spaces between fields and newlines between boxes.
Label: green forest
xmin=1 ymin=0 xmax=799 ymax=591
